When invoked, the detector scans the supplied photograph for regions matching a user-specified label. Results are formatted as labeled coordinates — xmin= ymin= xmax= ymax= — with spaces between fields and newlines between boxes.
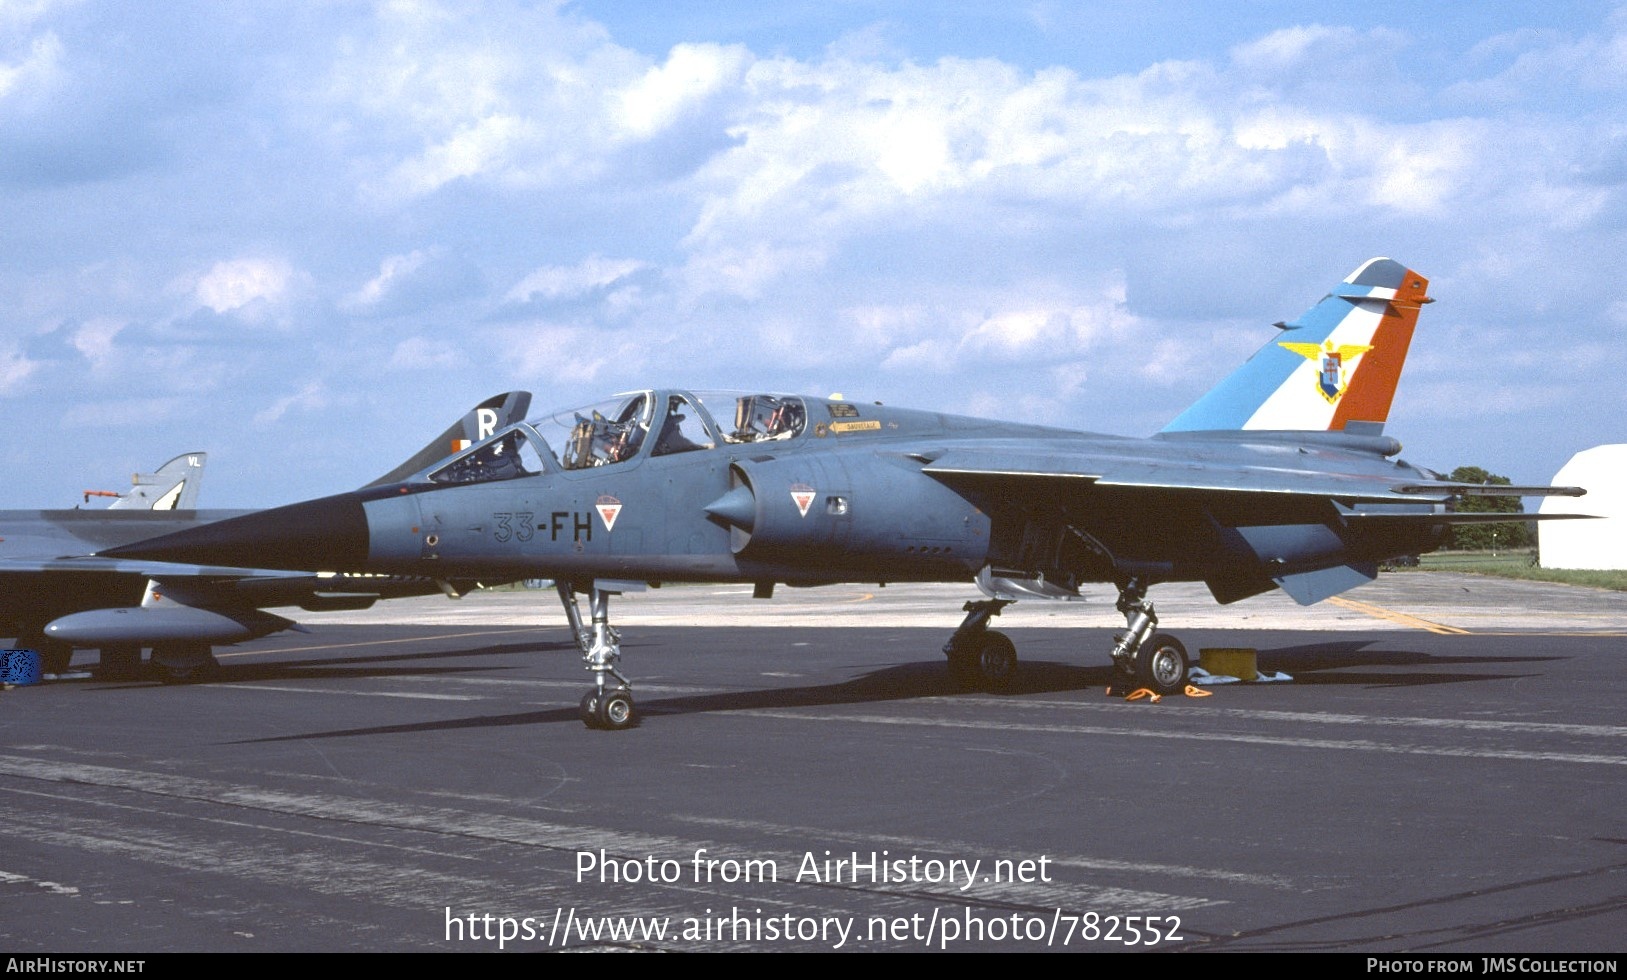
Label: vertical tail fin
xmin=361 ymin=390 xmax=533 ymax=488
xmin=105 ymin=453 xmax=207 ymax=510
xmin=1161 ymin=258 xmax=1430 ymax=433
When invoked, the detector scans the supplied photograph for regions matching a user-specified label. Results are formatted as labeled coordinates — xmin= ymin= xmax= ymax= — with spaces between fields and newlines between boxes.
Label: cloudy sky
xmin=2 ymin=1 xmax=1623 ymax=508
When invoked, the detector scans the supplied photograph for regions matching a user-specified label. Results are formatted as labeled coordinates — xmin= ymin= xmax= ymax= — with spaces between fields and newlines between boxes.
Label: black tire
xmin=99 ymin=643 xmax=144 ymax=681
xmin=597 ymin=691 xmax=635 ymax=731
xmin=152 ymin=642 xmax=216 ymax=685
xmin=1133 ymin=633 xmax=1189 ymax=695
xmin=949 ymin=630 xmax=1018 ymax=692
xmin=157 ymin=661 xmax=216 ymax=685
xmin=579 ymin=691 xmax=604 ymax=729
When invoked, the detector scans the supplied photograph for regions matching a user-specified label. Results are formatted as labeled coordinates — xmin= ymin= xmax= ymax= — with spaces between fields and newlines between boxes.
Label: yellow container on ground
xmin=1199 ymin=648 xmax=1258 ymax=682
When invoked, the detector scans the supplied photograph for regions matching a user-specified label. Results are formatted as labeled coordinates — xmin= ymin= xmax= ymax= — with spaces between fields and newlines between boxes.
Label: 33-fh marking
xmin=491 ymin=512 xmax=593 ymax=544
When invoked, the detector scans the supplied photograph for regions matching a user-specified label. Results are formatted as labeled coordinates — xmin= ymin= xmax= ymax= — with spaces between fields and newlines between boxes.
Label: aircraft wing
xmin=924 ymin=447 xmax=1407 ymax=500
xmin=918 ymin=439 xmax=1584 ymax=608
xmin=1391 ymin=482 xmax=1587 ymax=499
xmin=922 ymin=446 xmax=1587 ymax=508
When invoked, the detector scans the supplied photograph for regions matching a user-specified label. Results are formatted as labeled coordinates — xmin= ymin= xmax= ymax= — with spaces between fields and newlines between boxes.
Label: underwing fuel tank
xmin=707 ymin=455 xmax=991 ymax=563
xmin=44 ymin=605 xmax=297 ymax=647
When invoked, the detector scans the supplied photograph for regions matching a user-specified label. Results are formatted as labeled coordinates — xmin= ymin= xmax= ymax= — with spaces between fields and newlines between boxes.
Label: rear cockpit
xmin=428 ymin=426 xmax=548 ymax=484
xmin=421 ymin=390 xmax=809 ymax=485
xmin=716 ymin=393 xmax=806 ymax=444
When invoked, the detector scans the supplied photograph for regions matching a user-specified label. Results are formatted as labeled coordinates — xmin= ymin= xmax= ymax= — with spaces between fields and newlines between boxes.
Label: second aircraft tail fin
xmin=103 ymin=453 xmax=207 ymax=510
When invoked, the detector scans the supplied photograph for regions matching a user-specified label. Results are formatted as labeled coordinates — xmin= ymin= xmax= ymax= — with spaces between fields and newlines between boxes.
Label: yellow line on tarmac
xmin=1327 ymin=596 xmax=1471 ymax=634
xmin=1471 ymin=631 xmax=1627 ymax=637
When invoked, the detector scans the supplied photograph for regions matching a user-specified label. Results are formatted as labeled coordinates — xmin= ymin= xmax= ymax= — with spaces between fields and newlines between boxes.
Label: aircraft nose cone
xmin=100 ymin=493 xmax=370 ymax=571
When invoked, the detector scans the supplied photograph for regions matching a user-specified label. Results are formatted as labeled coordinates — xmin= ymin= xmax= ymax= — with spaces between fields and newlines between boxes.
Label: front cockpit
xmin=422 ymin=390 xmax=810 ymax=486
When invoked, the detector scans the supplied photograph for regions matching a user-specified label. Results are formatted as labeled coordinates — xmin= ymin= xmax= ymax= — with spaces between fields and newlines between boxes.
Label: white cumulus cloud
xmin=617 ymin=42 xmax=747 ymax=138
xmin=192 ymin=258 xmax=294 ymax=315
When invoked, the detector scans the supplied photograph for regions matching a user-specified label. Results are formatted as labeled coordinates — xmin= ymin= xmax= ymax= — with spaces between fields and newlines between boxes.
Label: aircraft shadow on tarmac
xmin=226 ymin=657 xmax=1099 ymax=744
xmin=75 ymin=640 xmax=577 ymax=687
xmin=210 ymin=636 xmax=1561 ymax=744
xmin=1250 ymin=640 xmax=1558 ymax=687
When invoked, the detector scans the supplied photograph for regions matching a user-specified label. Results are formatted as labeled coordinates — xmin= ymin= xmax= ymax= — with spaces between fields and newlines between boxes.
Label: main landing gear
xmin=558 ymin=582 xmax=636 ymax=730
xmin=151 ymin=642 xmax=220 ymax=684
xmin=943 ymin=598 xmax=1018 ymax=691
xmin=938 ymin=578 xmax=1192 ymax=696
xmin=1107 ymin=578 xmax=1189 ymax=696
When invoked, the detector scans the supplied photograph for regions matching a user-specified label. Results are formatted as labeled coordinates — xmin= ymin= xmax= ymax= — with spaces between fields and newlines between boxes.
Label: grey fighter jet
xmin=105 ymin=260 xmax=1587 ymax=725
xmin=2 ymin=391 xmax=530 ymax=679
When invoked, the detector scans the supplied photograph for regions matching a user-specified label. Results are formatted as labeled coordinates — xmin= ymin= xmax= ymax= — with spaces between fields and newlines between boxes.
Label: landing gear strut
xmin=152 ymin=642 xmax=219 ymax=684
xmin=558 ymin=582 xmax=635 ymax=730
xmin=943 ymin=598 xmax=1018 ymax=691
xmin=98 ymin=643 xmax=143 ymax=681
xmin=1108 ymin=578 xmax=1189 ymax=695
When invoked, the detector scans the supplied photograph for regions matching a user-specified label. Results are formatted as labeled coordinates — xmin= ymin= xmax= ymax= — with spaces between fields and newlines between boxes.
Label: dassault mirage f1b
xmin=106 ymin=259 xmax=1586 ymax=727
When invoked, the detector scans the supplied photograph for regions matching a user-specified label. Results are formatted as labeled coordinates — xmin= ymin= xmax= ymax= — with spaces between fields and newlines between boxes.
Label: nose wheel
xmin=579 ymin=688 xmax=635 ymax=730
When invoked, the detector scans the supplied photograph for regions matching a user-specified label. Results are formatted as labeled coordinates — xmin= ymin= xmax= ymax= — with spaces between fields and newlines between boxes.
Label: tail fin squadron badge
xmin=789 ymin=484 xmax=817 ymax=518
xmin=1278 ymin=341 xmax=1374 ymax=404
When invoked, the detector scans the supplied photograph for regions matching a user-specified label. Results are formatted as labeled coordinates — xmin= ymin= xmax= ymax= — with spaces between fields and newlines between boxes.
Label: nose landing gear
xmin=559 ymin=582 xmax=635 ymax=730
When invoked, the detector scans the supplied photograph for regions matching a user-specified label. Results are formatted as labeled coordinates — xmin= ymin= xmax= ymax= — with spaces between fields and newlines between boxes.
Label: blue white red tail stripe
xmin=1161 ymin=258 xmax=1430 ymax=433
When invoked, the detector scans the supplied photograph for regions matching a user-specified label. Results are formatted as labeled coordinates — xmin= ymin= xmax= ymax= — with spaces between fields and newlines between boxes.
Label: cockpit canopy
xmin=425 ymin=390 xmax=808 ymax=485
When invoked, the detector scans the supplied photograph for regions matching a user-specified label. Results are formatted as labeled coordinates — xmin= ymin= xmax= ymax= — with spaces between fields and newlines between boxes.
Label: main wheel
xmin=99 ymin=643 xmax=144 ymax=681
xmin=579 ymin=691 xmax=604 ymax=729
xmin=596 ymin=691 xmax=635 ymax=730
xmin=1133 ymin=633 xmax=1189 ymax=695
xmin=152 ymin=642 xmax=217 ymax=684
xmin=949 ymin=630 xmax=1018 ymax=692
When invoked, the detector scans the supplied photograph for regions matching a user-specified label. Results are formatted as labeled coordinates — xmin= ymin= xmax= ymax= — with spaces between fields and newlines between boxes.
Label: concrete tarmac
xmin=1 ymin=572 xmax=1623 ymax=953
